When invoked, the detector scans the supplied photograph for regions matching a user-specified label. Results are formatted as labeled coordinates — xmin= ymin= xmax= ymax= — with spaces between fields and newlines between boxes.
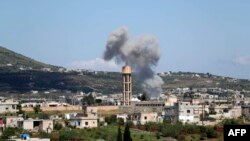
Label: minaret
xmin=122 ymin=65 xmax=132 ymax=106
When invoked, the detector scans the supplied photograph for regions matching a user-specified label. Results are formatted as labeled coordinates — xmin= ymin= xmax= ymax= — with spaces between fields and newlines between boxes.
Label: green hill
xmin=0 ymin=46 xmax=58 ymax=70
xmin=1 ymin=46 xmax=250 ymax=95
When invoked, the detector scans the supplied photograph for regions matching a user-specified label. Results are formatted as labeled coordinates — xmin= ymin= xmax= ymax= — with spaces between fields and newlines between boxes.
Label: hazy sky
xmin=0 ymin=0 xmax=250 ymax=79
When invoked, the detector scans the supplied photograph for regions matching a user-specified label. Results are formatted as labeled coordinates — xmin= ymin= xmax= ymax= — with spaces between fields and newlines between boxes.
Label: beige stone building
xmin=0 ymin=98 xmax=18 ymax=113
xmin=5 ymin=116 xmax=24 ymax=128
xmin=69 ymin=106 xmax=98 ymax=128
xmin=129 ymin=112 xmax=160 ymax=125
xmin=18 ymin=119 xmax=53 ymax=133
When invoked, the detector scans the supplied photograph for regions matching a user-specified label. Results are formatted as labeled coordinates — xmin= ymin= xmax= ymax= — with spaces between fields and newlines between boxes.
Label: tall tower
xmin=122 ymin=65 xmax=132 ymax=106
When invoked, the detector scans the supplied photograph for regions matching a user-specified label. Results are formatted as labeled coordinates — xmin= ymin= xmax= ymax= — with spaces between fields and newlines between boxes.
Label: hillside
xmin=1 ymin=46 xmax=250 ymax=95
xmin=160 ymin=72 xmax=250 ymax=91
xmin=0 ymin=46 xmax=59 ymax=71
xmin=1 ymin=69 xmax=250 ymax=95
xmin=0 ymin=46 xmax=137 ymax=94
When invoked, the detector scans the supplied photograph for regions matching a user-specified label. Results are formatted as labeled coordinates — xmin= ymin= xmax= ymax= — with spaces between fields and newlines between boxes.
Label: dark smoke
xmin=103 ymin=27 xmax=163 ymax=98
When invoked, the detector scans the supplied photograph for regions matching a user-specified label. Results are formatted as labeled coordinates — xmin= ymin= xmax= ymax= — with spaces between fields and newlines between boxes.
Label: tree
xmin=123 ymin=124 xmax=132 ymax=141
xmin=206 ymin=127 xmax=218 ymax=138
xmin=33 ymin=105 xmax=41 ymax=114
xmin=117 ymin=126 xmax=123 ymax=141
xmin=38 ymin=113 xmax=50 ymax=119
xmin=82 ymin=94 xmax=95 ymax=105
xmin=54 ymin=123 xmax=63 ymax=130
xmin=105 ymin=115 xmax=117 ymax=125
xmin=17 ymin=103 xmax=24 ymax=115
xmin=1 ymin=127 xmax=16 ymax=139
xmin=155 ymin=132 xmax=160 ymax=139
xmin=117 ymin=118 xmax=124 ymax=126
xmin=95 ymin=99 xmax=102 ymax=104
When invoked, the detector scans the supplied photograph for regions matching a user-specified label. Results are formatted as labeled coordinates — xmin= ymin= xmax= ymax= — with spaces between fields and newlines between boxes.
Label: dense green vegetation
xmin=0 ymin=70 xmax=142 ymax=94
xmin=1 ymin=119 xmax=244 ymax=141
xmin=1 ymin=46 xmax=250 ymax=95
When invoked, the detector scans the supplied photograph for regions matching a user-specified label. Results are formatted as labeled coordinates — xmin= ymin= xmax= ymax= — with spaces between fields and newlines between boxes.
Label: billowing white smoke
xmin=103 ymin=27 xmax=163 ymax=98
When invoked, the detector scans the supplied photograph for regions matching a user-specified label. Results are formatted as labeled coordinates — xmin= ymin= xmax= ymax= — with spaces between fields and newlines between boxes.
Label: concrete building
xmin=64 ymin=112 xmax=78 ymax=120
xmin=129 ymin=112 xmax=160 ymax=125
xmin=129 ymin=101 xmax=165 ymax=113
xmin=0 ymin=98 xmax=18 ymax=113
xmin=69 ymin=106 xmax=98 ymax=128
xmin=163 ymin=105 xmax=178 ymax=122
xmin=17 ymin=119 xmax=53 ymax=133
xmin=122 ymin=65 xmax=132 ymax=106
xmin=177 ymin=101 xmax=208 ymax=124
xmin=209 ymin=105 xmax=242 ymax=120
xmin=165 ymin=95 xmax=177 ymax=106
xmin=21 ymin=101 xmax=70 ymax=108
xmin=5 ymin=116 xmax=24 ymax=128
xmin=242 ymin=105 xmax=250 ymax=119
xmin=116 ymin=114 xmax=129 ymax=123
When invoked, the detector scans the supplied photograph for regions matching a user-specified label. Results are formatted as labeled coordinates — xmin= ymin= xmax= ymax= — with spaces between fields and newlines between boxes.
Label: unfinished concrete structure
xmin=128 ymin=112 xmax=161 ymax=125
xmin=5 ymin=116 xmax=24 ymax=128
xmin=0 ymin=98 xmax=18 ymax=114
xmin=122 ymin=65 xmax=132 ymax=106
xmin=69 ymin=106 xmax=98 ymax=128
xmin=17 ymin=119 xmax=53 ymax=133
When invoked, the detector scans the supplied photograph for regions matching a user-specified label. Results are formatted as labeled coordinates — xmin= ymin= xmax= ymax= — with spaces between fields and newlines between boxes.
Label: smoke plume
xmin=103 ymin=27 xmax=163 ymax=98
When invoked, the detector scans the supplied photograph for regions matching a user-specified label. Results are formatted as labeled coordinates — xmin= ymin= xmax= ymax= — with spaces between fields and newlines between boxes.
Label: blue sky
xmin=0 ymin=0 xmax=250 ymax=79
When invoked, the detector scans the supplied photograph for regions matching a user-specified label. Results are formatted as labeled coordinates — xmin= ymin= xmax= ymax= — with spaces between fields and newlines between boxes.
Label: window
xmin=144 ymin=116 xmax=147 ymax=120
xmin=194 ymin=110 xmax=199 ymax=114
xmin=187 ymin=110 xmax=190 ymax=113
xmin=85 ymin=122 xmax=88 ymax=125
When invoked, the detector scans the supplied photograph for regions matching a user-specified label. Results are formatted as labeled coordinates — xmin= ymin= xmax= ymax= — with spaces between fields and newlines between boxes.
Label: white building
xmin=0 ymin=98 xmax=18 ymax=113
xmin=178 ymin=102 xmax=208 ymax=124
xmin=165 ymin=95 xmax=177 ymax=106
xmin=129 ymin=112 xmax=160 ymax=125
xmin=69 ymin=106 xmax=98 ymax=128
xmin=5 ymin=116 xmax=24 ymax=128
xmin=117 ymin=114 xmax=129 ymax=123
xmin=18 ymin=119 xmax=53 ymax=133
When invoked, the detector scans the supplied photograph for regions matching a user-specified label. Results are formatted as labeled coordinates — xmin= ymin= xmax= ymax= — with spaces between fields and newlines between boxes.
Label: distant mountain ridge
xmin=0 ymin=46 xmax=59 ymax=70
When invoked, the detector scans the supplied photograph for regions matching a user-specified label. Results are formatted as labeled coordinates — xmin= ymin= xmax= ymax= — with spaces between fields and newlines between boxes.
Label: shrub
xmin=38 ymin=131 xmax=50 ymax=138
xmin=1 ymin=127 xmax=17 ymax=139
xmin=140 ymin=134 xmax=144 ymax=139
xmin=200 ymin=133 xmax=207 ymax=140
xmin=105 ymin=115 xmax=117 ymax=125
xmin=54 ymin=123 xmax=63 ymax=130
xmin=222 ymin=119 xmax=242 ymax=125
xmin=155 ymin=132 xmax=160 ymax=139
xmin=38 ymin=113 xmax=50 ymax=119
xmin=206 ymin=128 xmax=218 ymax=138
xmin=177 ymin=135 xmax=185 ymax=141
xmin=117 ymin=118 xmax=124 ymax=126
